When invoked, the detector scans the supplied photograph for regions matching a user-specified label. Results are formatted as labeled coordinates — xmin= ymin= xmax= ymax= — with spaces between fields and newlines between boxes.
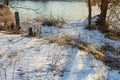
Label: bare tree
xmin=88 ymin=0 xmax=119 ymax=27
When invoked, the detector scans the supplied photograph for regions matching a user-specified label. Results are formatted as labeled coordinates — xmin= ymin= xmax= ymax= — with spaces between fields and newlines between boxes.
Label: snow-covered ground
xmin=0 ymin=18 xmax=120 ymax=80
xmin=21 ymin=17 xmax=120 ymax=48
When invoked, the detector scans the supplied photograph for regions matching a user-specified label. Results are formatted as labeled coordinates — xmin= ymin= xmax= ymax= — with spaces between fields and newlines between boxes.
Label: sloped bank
xmin=0 ymin=32 xmax=120 ymax=80
xmin=21 ymin=16 xmax=120 ymax=70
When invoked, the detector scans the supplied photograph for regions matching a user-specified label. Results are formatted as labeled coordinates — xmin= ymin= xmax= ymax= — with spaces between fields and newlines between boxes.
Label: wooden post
xmin=28 ymin=27 xmax=34 ymax=36
xmin=4 ymin=0 xmax=9 ymax=6
xmin=15 ymin=12 xmax=20 ymax=31
xmin=88 ymin=0 xmax=92 ymax=28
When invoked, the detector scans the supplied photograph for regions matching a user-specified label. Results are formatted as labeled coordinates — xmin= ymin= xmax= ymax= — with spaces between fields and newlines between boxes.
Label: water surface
xmin=10 ymin=1 xmax=100 ymax=21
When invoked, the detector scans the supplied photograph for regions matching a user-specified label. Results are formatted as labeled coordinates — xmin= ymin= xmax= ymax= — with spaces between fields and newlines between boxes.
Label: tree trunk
xmin=99 ymin=0 xmax=109 ymax=25
xmin=88 ymin=0 xmax=92 ymax=28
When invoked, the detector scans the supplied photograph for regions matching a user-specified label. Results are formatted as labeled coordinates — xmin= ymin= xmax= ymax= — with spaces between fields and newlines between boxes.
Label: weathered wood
xmin=28 ymin=27 xmax=34 ymax=36
xmin=15 ymin=12 xmax=20 ymax=30
xmin=88 ymin=0 xmax=92 ymax=28
xmin=4 ymin=0 xmax=9 ymax=6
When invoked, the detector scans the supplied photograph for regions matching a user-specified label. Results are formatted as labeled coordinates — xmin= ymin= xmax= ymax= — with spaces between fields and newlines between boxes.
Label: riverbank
xmin=0 ymin=4 xmax=120 ymax=80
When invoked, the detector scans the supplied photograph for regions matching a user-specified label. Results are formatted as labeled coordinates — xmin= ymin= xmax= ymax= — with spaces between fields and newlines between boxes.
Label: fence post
xmin=28 ymin=27 xmax=34 ymax=36
xmin=15 ymin=12 xmax=20 ymax=31
xmin=4 ymin=0 xmax=9 ymax=6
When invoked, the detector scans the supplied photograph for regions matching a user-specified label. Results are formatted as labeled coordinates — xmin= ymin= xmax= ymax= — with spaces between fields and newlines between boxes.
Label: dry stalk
xmin=36 ymin=35 xmax=120 ymax=70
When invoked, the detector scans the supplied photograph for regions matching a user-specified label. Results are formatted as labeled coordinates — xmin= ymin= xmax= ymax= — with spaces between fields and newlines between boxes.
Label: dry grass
xmin=33 ymin=15 xmax=45 ymax=23
xmin=0 ymin=5 xmax=21 ymax=34
xmin=0 ymin=5 xmax=15 ymax=31
xmin=86 ymin=13 xmax=120 ymax=41
xmin=86 ymin=21 xmax=120 ymax=41
xmin=35 ymin=34 xmax=120 ymax=70
xmin=33 ymin=15 xmax=66 ymax=28
xmin=39 ymin=34 xmax=106 ymax=60
xmin=105 ymin=29 xmax=120 ymax=40
xmin=95 ymin=25 xmax=120 ymax=41
xmin=99 ymin=43 xmax=120 ymax=59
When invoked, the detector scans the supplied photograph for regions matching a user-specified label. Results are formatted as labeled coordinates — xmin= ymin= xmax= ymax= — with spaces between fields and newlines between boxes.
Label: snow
xmin=60 ymin=50 xmax=107 ymax=80
xmin=23 ymin=16 xmax=120 ymax=48
xmin=0 ymin=17 xmax=120 ymax=80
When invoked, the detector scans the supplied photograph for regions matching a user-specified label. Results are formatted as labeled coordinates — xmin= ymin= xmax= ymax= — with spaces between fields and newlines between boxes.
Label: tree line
xmin=87 ymin=0 xmax=120 ymax=29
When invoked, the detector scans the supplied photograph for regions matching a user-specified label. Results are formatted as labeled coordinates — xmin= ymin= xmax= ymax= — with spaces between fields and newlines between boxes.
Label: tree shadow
xmin=60 ymin=49 xmax=98 ymax=80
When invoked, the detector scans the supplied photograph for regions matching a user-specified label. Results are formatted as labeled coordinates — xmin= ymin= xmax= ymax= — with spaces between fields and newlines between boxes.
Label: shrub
xmin=0 ymin=5 xmax=16 ymax=32
xmin=34 ymin=15 xmax=66 ymax=27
